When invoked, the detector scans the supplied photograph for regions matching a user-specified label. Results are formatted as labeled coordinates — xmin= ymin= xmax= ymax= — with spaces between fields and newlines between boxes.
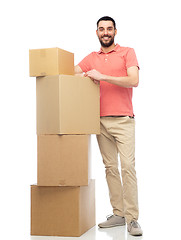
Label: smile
xmin=102 ymin=36 xmax=111 ymax=40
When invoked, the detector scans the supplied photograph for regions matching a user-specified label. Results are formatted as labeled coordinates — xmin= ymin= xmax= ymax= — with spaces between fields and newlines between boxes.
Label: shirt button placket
xmin=105 ymin=54 xmax=108 ymax=62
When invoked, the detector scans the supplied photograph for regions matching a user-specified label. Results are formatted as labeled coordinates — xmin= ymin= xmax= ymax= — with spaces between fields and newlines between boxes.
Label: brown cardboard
xmin=36 ymin=75 xmax=100 ymax=134
xmin=31 ymin=180 xmax=95 ymax=237
xmin=29 ymin=47 xmax=74 ymax=76
xmin=37 ymin=135 xmax=92 ymax=186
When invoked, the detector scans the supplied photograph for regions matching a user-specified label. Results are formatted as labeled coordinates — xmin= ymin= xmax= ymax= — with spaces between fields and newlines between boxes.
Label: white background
xmin=0 ymin=0 xmax=181 ymax=239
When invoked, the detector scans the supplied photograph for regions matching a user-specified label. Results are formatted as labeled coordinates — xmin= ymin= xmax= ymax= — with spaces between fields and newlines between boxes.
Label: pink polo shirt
xmin=78 ymin=44 xmax=139 ymax=117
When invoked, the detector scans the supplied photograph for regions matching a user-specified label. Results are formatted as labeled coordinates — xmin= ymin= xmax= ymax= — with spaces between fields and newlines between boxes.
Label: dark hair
xmin=97 ymin=16 xmax=116 ymax=29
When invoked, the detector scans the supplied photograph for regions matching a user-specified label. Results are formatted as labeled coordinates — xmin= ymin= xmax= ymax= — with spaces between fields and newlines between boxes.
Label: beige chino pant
xmin=97 ymin=116 xmax=139 ymax=224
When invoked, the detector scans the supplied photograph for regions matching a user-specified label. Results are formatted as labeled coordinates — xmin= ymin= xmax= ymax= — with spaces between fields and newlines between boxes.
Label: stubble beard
xmin=99 ymin=35 xmax=115 ymax=48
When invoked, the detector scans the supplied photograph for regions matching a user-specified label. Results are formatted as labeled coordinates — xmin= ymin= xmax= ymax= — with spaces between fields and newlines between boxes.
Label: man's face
xmin=96 ymin=20 xmax=117 ymax=48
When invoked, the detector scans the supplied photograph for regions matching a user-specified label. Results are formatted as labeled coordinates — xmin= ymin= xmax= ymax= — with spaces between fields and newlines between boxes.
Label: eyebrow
xmin=98 ymin=26 xmax=114 ymax=30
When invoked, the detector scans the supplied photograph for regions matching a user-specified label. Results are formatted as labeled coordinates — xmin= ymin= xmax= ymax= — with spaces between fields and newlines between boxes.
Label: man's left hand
xmin=84 ymin=69 xmax=104 ymax=84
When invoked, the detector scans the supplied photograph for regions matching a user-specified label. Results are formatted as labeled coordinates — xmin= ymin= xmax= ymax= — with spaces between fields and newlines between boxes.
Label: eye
xmin=99 ymin=27 xmax=104 ymax=32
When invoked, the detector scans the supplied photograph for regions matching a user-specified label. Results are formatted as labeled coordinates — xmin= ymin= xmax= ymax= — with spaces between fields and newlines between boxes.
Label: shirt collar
xmin=98 ymin=44 xmax=120 ymax=54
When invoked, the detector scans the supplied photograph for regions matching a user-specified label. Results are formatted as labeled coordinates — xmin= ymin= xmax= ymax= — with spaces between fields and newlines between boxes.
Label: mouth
xmin=102 ymin=35 xmax=111 ymax=41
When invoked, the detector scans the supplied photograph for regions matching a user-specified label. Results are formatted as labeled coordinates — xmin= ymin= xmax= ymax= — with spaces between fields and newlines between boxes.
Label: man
xmin=74 ymin=16 xmax=143 ymax=236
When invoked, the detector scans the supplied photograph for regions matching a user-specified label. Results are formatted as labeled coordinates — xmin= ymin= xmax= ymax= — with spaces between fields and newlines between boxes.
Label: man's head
xmin=96 ymin=16 xmax=117 ymax=48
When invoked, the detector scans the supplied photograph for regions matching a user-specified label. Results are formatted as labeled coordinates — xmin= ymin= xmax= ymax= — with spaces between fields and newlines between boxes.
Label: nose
xmin=104 ymin=29 xmax=108 ymax=35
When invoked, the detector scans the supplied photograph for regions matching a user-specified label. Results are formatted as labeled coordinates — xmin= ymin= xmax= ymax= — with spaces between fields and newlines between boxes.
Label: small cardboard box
xmin=31 ymin=180 xmax=95 ymax=237
xmin=37 ymin=135 xmax=91 ymax=186
xmin=29 ymin=47 xmax=74 ymax=76
xmin=36 ymin=75 xmax=100 ymax=134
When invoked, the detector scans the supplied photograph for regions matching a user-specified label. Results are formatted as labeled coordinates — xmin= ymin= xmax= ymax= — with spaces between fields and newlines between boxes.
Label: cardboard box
xmin=37 ymin=135 xmax=92 ymax=186
xmin=31 ymin=180 xmax=95 ymax=237
xmin=29 ymin=47 xmax=74 ymax=76
xmin=36 ymin=75 xmax=100 ymax=134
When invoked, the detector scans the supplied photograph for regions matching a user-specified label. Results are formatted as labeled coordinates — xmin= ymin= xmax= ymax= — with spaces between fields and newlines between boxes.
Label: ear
xmin=96 ymin=29 xmax=98 ymax=37
xmin=115 ymin=29 xmax=117 ymax=36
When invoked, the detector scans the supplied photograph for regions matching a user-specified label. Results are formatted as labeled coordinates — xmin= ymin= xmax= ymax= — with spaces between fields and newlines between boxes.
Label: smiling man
xmin=74 ymin=16 xmax=142 ymax=236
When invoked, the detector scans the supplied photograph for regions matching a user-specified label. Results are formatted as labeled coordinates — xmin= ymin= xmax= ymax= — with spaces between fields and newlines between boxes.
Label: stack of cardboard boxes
xmin=29 ymin=48 xmax=100 ymax=237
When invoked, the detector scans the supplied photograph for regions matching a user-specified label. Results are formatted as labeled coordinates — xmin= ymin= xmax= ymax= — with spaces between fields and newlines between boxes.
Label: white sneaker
xmin=98 ymin=215 xmax=126 ymax=228
xmin=127 ymin=220 xmax=143 ymax=236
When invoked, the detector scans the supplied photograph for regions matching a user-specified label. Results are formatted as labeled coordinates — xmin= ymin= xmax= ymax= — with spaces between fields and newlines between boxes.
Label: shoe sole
xmin=128 ymin=230 xmax=143 ymax=236
xmin=129 ymin=233 xmax=143 ymax=236
xmin=98 ymin=223 xmax=126 ymax=228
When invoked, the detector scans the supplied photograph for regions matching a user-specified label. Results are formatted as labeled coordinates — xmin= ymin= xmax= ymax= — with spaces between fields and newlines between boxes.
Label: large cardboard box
xmin=37 ymin=135 xmax=91 ymax=186
xmin=31 ymin=180 xmax=95 ymax=237
xmin=29 ymin=47 xmax=74 ymax=76
xmin=36 ymin=75 xmax=100 ymax=134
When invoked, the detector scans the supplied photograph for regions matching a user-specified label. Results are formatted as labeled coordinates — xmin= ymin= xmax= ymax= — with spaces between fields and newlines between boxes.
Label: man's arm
xmin=74 ymin=65 xmax=84 ymax=76
xmin=84 ymin=66 xmax=139 ymax=88
xmin=74 ymin=65 xmax=99 ymax=84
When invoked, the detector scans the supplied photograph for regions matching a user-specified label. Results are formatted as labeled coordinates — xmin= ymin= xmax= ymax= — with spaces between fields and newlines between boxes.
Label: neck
xmin=101 ymin=43 xmax=116 ymax=53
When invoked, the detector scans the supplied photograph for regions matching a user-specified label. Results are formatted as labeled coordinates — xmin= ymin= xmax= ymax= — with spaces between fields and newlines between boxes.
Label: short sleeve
xmin=126 ymin=48 xmax=140 ymax=70
xmin=78 ymin=53 xmax=93 ymax=73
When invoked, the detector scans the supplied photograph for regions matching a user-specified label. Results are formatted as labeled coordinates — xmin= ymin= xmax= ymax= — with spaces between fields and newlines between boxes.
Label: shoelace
xmin=106 ymin=214 xmax=114 ymax=220
xmin=130 ymin=221 xmax=140 ymax=228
